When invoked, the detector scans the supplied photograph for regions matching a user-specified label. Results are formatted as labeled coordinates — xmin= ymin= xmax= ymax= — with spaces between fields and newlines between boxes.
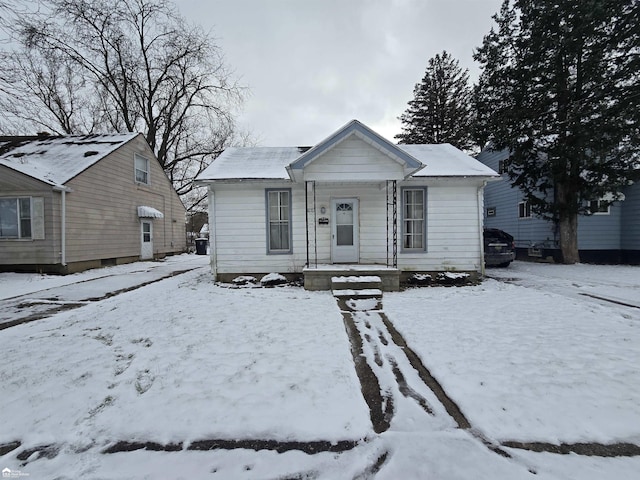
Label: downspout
xmin=53 ymin=186 xmax=70 ymax=268
xmin=478 ymin=181 xmax=487 ymax=277
xmin=208 ymin=186 xmax=217 ymax=280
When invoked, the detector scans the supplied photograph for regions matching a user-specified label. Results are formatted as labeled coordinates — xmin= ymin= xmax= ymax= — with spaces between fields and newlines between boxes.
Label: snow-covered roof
xmin=195 ymin=120 xmax=497 ymax=182
xmin=196 ymin=144 xmax=498 ymax=182
xmin=0 ymin=133 xmax=140 ymax=187
xmin=401 ymin=144 xmax=498 ymax=177
xmin=198 ymin=147 xmax=303 ymax=181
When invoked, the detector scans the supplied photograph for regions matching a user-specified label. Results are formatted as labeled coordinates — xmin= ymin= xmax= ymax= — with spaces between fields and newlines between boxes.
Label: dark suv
xmin=484 ymin=228 xmax=516 ymax=267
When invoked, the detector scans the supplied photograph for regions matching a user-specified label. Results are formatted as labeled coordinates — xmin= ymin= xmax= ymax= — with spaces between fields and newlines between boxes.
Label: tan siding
xmin=0 ymin=166 xmax=60 ymax=265
xmin=64 ymin=135 xmax=185 ymax=263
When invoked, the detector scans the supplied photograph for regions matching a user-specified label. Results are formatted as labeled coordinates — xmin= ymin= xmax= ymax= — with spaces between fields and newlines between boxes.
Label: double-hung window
xmin=135 ymin=154 xmax=150 ymax=185
xmin=0 ymin=197 xmax=31 ymax=239
xmin=518 ymin=201 xmax=531 ymax=219
xmin=266 ymin=189 xmax=291 ymax=254
xmin=402 ymin=188 xmax=426 ymax=251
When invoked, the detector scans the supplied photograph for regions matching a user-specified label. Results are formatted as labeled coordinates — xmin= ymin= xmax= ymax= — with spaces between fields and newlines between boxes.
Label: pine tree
xmin=474 ymin=0 xmax=640 ymax=263
xmin=396 ymin=51 xmax=475 ymax=152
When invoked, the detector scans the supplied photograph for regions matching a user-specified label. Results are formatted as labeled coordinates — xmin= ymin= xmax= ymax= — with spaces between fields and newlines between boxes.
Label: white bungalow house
xmin=195 ymin=120 xmax=499 ymax=290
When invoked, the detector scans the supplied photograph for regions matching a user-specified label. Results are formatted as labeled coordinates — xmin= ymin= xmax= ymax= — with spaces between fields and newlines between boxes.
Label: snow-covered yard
xmin=1 ymin=260 xmax=639 ymax=479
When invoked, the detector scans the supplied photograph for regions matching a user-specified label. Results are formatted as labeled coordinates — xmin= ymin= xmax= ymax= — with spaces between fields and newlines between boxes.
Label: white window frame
xmin=518 ymin=201 xmax=531 ymax=219
xmin=401 ymin=187 xmax=427 ymax=252
xmin=134 ymin=153 xmax=150 ymax=185
xmin=265 ymin=188 xmax=292 ymax=254
xmin=0 ymin=197 xmax=32 ymax=239
xmin=588 ymin=199 xmax=611 ymax=215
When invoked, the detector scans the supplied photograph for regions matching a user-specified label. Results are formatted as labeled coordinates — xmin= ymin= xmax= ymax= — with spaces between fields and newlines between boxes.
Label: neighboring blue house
xmin=477 ymin=147 xmax=640 ymax=264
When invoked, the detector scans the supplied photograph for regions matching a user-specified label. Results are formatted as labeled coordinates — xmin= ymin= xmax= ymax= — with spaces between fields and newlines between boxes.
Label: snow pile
xmin=260 ymin=273 xmax=288 ymax=286
xmin=232 ymin=275 xmax=257 ymax=286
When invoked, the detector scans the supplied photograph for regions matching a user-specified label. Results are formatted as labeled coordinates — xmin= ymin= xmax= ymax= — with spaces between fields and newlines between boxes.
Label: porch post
xmin=393 ymin=180 xmax=398 ymax=267
xmin=305 ymin=181 xmax=310 ymax=267
xmin=313 ymin=181 xmax=318 ymax=267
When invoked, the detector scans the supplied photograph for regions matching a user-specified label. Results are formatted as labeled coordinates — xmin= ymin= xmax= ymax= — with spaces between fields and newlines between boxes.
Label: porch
xmin=303 ymin=264 xmax=401 ymax=291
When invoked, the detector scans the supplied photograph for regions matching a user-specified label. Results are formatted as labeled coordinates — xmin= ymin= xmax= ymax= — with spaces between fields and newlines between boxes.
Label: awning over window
xmin=137 ymin=206 xmax=164 ymax=218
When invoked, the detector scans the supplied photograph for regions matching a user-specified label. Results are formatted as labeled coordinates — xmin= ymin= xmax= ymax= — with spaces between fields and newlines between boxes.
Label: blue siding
xmin=621 ymin=183 xmax=640 ymax=250
xmin=476 ymin=147 xmax=639 ymax=259
xmin=577 ymin=204 xmax=622 ymax=249
xmin=477 ymin=148 xmax=555 ymax=249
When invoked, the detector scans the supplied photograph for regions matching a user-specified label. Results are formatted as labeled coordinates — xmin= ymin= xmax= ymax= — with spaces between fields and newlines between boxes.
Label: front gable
xmin=287 ymin=120 xmax=424 ymax=182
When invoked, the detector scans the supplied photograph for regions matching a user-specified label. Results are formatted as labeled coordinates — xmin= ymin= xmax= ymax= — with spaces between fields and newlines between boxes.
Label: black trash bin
xmin=195 ymin=238 xmax=208 ymax=255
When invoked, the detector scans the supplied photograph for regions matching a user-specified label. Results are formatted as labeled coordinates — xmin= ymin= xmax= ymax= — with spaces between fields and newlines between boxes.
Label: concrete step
xmin=331 ymin=275 xmax=382 ymax=291
xmin=332 ymin=288 xmax=383 ymax=299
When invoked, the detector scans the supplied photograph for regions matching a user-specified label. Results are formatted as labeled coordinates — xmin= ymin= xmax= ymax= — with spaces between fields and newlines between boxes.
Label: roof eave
xmin=195 ymin=177 xmax=293 ymax=185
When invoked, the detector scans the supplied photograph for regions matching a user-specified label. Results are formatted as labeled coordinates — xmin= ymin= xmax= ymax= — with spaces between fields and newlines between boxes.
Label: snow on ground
xmin=0 ymin=269 xmax=370 ymax=473
xmin=1 ymin=259 xmax=639 ymax=478
xmin=0 ymin=253 xmax=208 ymax=301
xmin=384 ymin=265 xmax=640 ymax=445
xmin=486 ymin=261 xmax=640 ymax=307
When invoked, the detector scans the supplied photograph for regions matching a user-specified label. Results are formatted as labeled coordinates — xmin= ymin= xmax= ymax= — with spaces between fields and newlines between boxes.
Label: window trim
xmin=134 ymin=153 xmax=150 ymax=185
xmin=518 ymin=200 xmax=531 ymax=219
xmin=265 ymin=188 xmax=292 ymax=255
xmin=588 ymin=199 xmax=611 ymax=215
xmin=401 ymin=187 xmax=427 ymax=253
xmin=0 ymin=196 xmax=32 ymax=239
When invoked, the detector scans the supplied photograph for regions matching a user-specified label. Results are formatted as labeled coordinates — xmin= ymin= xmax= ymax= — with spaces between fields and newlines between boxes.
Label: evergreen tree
xmin=474 ymin=0 xmax=640 ymax=263
xmin=396 ymin=51 xmax=475 ymax=152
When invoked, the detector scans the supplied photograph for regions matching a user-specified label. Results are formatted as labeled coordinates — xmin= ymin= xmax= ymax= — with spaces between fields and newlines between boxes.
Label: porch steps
xmin=303 ymin=267 xmax=400 ymax=291
xmin=331 ymin=275 xmax=382 ymax=299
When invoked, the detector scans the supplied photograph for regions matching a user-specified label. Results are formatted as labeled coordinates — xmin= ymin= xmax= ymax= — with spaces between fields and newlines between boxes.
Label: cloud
xmin=181 ymin=0 xmax=502 ymax=145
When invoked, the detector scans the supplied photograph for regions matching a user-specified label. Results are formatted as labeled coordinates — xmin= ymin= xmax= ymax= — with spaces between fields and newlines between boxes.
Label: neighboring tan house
xmin=477 ymin=146 xmax=640 ymax=264
xmin=0 ymin=133 xmax=187 ymax=273
xmin=195 ymin=120 xmax=499 ymax=290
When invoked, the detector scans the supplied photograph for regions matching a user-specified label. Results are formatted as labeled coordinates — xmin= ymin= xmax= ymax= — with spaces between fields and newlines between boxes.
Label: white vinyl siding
xmin=266 ymin=189 xmax=292 ymax=254
xmin=303 ymin=136 xmax=406 ymax=181
xmin=134 ymin=153 xmax=150 ymax=185
xmin=211 ymin=180 xmax=484 ymax=275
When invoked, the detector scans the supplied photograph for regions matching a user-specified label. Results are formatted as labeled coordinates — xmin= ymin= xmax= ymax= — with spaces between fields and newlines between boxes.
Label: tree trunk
xmin=558 ymin=213 xmax=580 ymax=264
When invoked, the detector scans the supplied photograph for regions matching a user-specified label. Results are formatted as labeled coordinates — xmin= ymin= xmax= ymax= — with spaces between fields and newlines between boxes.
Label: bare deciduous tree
xmin=0 ymin=0 xmax=246 ymax=209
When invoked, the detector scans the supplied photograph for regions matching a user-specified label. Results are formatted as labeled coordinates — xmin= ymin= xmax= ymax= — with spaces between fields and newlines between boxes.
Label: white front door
xmin=331 ymin=198 xmax=359 ymax=263
xmin=141 ymin=221 xmax=153 ymax=260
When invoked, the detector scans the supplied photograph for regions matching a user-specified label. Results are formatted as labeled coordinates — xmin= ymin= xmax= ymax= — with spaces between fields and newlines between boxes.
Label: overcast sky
xmin=180 ymin=0 xmax=503 ymax=146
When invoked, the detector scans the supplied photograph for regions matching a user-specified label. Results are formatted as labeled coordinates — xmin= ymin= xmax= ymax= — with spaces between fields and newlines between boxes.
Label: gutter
xmin=478 ymin=181 xmax=487 ymax=277
xmin=53 ymin=185 xmax=72 ymax=267
xmin=207 ymin=187 xmax=217 ymax=279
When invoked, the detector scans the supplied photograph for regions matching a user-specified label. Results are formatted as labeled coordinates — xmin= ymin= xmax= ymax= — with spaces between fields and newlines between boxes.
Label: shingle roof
xmin=0 ymin=133 xmax=140 ymax=187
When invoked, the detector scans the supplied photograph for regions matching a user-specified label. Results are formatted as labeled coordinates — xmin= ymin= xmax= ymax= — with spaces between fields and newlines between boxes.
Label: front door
xmin=331 ymin=198 xmax=359 ymax=263
xmin=140 ymin=221 xmax=153 ymax=260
